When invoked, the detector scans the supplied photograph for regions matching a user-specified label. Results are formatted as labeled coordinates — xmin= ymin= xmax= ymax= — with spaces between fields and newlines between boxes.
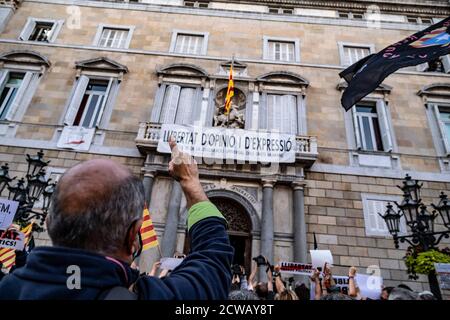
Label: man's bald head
xmin=47 ymin=158 xmax=145 ymax=256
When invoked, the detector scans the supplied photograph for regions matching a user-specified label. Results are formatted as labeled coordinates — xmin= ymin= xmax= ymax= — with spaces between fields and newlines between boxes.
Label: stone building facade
xmin=0 ymin=0 xmax=450 ymax=293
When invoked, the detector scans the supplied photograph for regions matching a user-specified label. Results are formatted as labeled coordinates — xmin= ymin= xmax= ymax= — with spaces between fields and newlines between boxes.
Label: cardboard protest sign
xmin=0 ymin=228 xmax=25 ymax=250
xmin=0 ymin=198 xmax=19 ymax=231
xmin=160 ymin=257 xmax=184 ymax=271
xmin=310 ymin=250 xmax=333 ymax=268
xmin=279 ymin=261 xmax=314 ymax=276
xmin=435 ymin=263 xmax=450 ymax=290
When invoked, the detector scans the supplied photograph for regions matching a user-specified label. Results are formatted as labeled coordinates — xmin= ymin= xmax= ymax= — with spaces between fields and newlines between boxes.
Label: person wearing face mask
xmin=0 ymin=137 xmax=233 ymax=300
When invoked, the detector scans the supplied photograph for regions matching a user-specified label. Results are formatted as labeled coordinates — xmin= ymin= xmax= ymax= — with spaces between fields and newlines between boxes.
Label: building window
xmin=0 ymin=72 xmax=24 ymax=120
xmin=362 ymin=194 xmax=406 ymax=237
xmin=170 ymin=30 xmax=209 ymax=55
xmin=350 ymin=100 xmax=394 ymax=152
xmin=266 ymin=94 xmax=297 ymax=134
xmin=433 ymin=105 xmax=450 ymax=156
xmin=158 ymin=85 xmax=201 ymax=125
xmin=340 ymin=44 xmax=372 ymax=66
xmin=354 ymin=103 xmax=383 ymax=151
xmin=407 ymin=16 xmax=433 ymax=24
xmin=338 ymin=11 xmax=364 ymax=20
xmin=268 ymin=7 xmax=293 ymax=14
xmin=19 ymin=18 xmax=63 ymax=43
xmin=184 ymin=1 xmax=209 ymax=8
xmin=64 ymin=75 xmax=119 ymax=129
xmin=263 ymin=37 xmax=300 ymax=62
xmin=417 ymin=55 xmax=450 ymax=74
xmin=93 ymin=24 xmax=134 ymax=49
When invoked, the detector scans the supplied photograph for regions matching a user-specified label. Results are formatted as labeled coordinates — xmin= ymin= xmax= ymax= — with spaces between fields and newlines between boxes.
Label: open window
xmin=62 ymin=57 xmax=128 ymax=129
xmin=19 ymin=17 xmax=64 ymax=43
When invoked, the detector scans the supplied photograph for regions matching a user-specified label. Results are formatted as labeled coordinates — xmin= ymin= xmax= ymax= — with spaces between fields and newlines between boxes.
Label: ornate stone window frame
xmin=418 ymin=83 xmax=450 ymax=172
xmin=255 ymin=71 xmax=309 ymax=135
xmin=169 ymin=29 xmax=209 ymax=56
xmin=19 ymin=17 xmax=64 ymax=43
xmin=338 ymin=81 xmax=400 ymax=169
xmin=150 ymin=63 xmax=208 ymax=126
xmin=0 ymin=50 xmax=50 ymax=137
xmin=92 ymin=23 xmax=135 ymax=49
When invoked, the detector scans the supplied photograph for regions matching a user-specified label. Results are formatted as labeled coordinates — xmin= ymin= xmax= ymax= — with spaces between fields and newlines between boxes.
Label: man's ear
xmin=126 ymin=219 xmax=143 ymax=256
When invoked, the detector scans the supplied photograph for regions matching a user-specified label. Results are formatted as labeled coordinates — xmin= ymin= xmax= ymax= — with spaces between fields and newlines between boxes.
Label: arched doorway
xmin=183 ymin=195 xmax=254 ymax=274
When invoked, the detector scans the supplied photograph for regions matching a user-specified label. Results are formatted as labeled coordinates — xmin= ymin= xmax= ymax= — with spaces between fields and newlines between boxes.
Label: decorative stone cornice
xmin=217 ymin=0 xmax=450 ymax=15
xmin=0 ymin=0 xmax=22 ymax=10
xmin=261 ymin=178 xmax=277 ymax=188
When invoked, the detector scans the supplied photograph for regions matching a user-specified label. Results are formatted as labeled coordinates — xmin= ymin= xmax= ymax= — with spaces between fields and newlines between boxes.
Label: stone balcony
xmin=135 ymin=122 xmax=318 ymax=166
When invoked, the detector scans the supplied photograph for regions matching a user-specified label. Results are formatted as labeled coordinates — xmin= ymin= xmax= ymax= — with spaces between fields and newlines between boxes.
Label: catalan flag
xmin=0 ymin=223 xmax=33 ymax=270
xmin=140 ymin=207 xmax=158 ymax=251
xmin=224 ymin=65 xmax=234 ymax=115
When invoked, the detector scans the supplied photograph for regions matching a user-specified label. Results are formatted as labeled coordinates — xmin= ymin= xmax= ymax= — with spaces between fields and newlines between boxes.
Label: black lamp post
xmin=0 ymin=149 xmax=55 ymax=234
xmin=379 ymin=174 xmax=450 ymax=300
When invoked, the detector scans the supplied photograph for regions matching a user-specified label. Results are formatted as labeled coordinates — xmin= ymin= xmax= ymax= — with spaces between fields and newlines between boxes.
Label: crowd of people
xmin=0 ymin=138 xmax=442 ymax=300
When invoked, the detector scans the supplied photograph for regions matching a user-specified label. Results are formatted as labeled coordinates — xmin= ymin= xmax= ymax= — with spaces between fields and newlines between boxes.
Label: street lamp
xmin=0 ymin=150 xmax=56 ymax=233
xmin=379 ymin=174 xmax=450 ymax=300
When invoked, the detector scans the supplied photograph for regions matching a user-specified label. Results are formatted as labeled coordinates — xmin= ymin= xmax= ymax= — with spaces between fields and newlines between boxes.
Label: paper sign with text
xmin=0 ymin=198 xmax=19 ymax=231
xmin=310 ymin=250 xmax=333 ymax=268
xmin=160 ymin=257 xmax=184 ymax=271
xmin=0 ymin=229 xmax=25 ymax=250
xmin=435 ymin=263 xmax=450 ymax=290
xmin=279 ymin=261 xmax=314 ymax=276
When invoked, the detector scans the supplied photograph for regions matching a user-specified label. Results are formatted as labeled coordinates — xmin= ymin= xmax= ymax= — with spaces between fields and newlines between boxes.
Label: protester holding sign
xmin=0 ymin=137 xmax=234 ymax=300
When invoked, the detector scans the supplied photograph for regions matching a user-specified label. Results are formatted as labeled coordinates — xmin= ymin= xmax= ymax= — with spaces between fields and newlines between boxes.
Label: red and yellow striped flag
xmin=224 ymin=65 xmax=234 ymax=115
xmin=0 ymin=223 xmax=33 ymax=270
xmin=140 ymin=207 xmax=158 ymax=251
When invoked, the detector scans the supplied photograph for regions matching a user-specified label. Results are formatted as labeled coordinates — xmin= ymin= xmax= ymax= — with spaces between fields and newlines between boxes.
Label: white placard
xmin=160 ymin=257 xmax=184 ymax=271
xmin=157 ymin=124 xmax=296 ymax=163
xmin=310 ymin=250 xmax=334 ymax=269
xmin=435 ymin=263 xmax=450 ymax=290
xmin=57 ymin=126 xmax=95 ymax=151
xmin=0 ymin=229 xmax=25 ymax=250
xmin=0 ymin=198 xmax=19 ymax=231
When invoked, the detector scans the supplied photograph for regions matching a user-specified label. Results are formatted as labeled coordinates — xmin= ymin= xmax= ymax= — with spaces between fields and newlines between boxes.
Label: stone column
xmin=292 ymin=180 xmax=308 ymax=283
xmin=259 ymin=179 xmax=275 ymax=281
xmin=142 ymin=171 xmax=156 ymax=205
xmin=161 ymin=181 xmax=183 ymax=258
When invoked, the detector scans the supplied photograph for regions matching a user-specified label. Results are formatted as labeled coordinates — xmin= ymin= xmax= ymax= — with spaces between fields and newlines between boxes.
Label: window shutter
xmin=0 ymin=70 xmax=8 ymax=93
xmin=5 ymin=72 xmax=33 ymax=121
xmin=150 ymin=84 xmax=167 ymax=122
xmin=297 ymin=95 xmax=306 ymax=135
xmin=286 ymin=95 xmax=297 ymax=134
xmin=190 ymin=87 xmax=203 ymax=125
xmin=19 ymin=18 xmax=35 ymax=40
xmin=376 ymin=100 xmax=393 ymax=152
xmin=416 ymin=62 xmax=429 ymax=72
xmin=259 ymin=92 xmax=268 ymax=130
xmin=159 ymin=85 xmax=181 ymax=124
xmin=94 ymin=78 xmax=113 ymax=127
xmin=244 ymin=93 xmax=253 ymax=130
xmin=175 ymin=87 xmax=195 ymax=125
xmin=64 ymin=75 xmax=89 ymax=125
xmin=351 ymin=106 xmax=362 ymax=149
xmin=441 ymin=55 xmax=450 ymax=74
xmin=433 ymin=104 xmax=450 ymax=155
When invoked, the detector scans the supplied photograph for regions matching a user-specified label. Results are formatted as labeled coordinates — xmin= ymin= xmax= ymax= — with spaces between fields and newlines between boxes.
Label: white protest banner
xmin=310 ymin=250 xmax=333 ymax=268
xmin=0 ymin=229 xmax=25 ymax=250
xmin=279 ymin=261 xmax=314 ymax=276
xmin=435 ymin=263 xmax=450 ymax=290
xmin=160 ymin=257 xmax=184 ymax=271
xmin=157 ymin=124 xmax=296 ymax=163
xmin=310 ymin=275 xmax=350 ymax=300
xmin=57 ymin=126 xmax=95 ymax=151
xmin=0 ymin=198 xmax=19 ymax=231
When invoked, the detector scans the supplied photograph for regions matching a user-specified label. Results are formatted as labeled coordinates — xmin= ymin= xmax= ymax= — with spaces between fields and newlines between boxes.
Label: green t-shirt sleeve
xmin=187 ymin=201 xmax=226 ymax=231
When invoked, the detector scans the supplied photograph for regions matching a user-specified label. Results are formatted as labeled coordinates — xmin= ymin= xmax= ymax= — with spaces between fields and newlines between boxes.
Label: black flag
xmin=340 ymin=17 xmax=450 ymax=111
